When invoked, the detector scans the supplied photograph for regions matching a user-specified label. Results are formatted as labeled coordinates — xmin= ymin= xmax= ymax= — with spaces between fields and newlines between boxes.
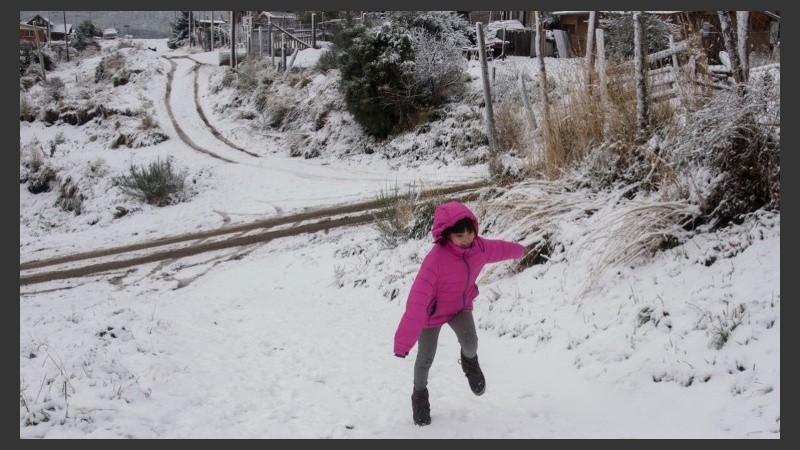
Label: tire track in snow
xmin=19 ymin=183 xmax=486 ymax=285
xmin=190 ymin=62 xmax=260 ymax=157
xmin=162 ymin=56 xmax=237 ymax=163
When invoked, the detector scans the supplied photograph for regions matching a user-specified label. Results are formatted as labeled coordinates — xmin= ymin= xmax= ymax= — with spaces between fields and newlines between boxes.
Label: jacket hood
xmin=431 ymin=201 xmax=479 ymax=242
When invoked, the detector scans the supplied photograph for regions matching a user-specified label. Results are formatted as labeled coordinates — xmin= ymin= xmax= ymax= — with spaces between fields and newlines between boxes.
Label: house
xmin=485 ymin=19 xmax=532 ymax=58
xmin=194 ymin=18 xmax=226 ymax=32
xmin=49 ymin=23 xmax=73 ymax=42
xmin=19 ymin=22 xmax=47 ymax=43
xmin=102 ymin=28 xmax=118 ymax=39
xmin=24 ymin=14 xmax=52 ymax=40
xmin=468 ymin=12 xmax=558 ymax=57
xmin=255 ymin=11 xmax=299 ymax=30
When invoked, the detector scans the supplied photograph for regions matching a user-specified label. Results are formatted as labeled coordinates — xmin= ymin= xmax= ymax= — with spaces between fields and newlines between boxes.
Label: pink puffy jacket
xmin=393 ymin=201 xmax=525 ymax=357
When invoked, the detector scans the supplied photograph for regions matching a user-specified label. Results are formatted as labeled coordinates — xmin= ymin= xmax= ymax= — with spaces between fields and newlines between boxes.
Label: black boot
xmin=411 ymin=388 xmax=431 ymax=426
xmin=459 ymin=351 xmax=486 ymax=396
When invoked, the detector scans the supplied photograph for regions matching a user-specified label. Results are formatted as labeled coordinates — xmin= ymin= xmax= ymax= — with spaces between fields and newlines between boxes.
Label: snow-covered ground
xmin=20 ymin=37 xmax=779 ymax=438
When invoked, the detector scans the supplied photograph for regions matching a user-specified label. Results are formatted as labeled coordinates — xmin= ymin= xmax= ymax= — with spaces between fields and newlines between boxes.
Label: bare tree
xmin=405 ymin=28 xmax=466 ymax=103
xmin=736 ymin=11 xmax=750 ymax=82
xmin=585 ymin=11 xmax=597 ymax=74
xmin=476 ymin=22 xmax=497 ymax=155
xmin=633 ymin=11 xmax=649 ymax=141
xmin=717 ymin=11 xmax=743 ymax=89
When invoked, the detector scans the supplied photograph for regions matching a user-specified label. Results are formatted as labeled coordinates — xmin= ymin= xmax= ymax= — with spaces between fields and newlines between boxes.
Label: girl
xmin=393 ymin=200 xmax=525 ymax=426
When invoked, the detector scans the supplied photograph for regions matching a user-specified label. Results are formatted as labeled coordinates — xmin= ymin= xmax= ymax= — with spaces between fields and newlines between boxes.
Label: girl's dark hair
xmin=437 ymin=217 xmax=476 ymax=246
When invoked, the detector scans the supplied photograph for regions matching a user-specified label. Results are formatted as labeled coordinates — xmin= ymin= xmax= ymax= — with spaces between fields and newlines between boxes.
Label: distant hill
xmin=19 ymin=11 xmax=201 ymax=39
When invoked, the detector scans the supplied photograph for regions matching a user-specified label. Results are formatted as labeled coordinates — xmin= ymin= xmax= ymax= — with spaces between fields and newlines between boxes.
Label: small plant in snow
xmin=139 ymin=111 xmax=157 ymax=130
xmin=48 ymin=132 xmax=66 ymax=157
xmin=113 ymin=158 xmax=188 ymax=206
xmin=708 ymin=302 xmax=746 ymax=350
xmin=46 ymin=77 xmax=66 ymax=102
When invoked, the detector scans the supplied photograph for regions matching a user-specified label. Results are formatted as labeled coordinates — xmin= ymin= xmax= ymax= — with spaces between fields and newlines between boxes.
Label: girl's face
xmin=449 ymin=230 xmax=475 ymax=248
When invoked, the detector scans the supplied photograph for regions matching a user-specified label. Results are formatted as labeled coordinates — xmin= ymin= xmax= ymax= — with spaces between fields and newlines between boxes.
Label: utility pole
xmin=476 ymin=22 xmax=496 ymax=154
xmin=211 ymin=10 xmax=215 ymax=49
xmin=188 ymin=11 xmax=192 ymax=48
xmin=230 ymin=11 xmax=237 ymax=67
xmin=63 ymin=11 xmax=69 ymax=62
xmin=33 ymin=24 xmax=47 ymax=82
xmin=311 ymin=13 xmax=316 ymax=49
xmin=269 ymin=16 xmax=274 ymax=69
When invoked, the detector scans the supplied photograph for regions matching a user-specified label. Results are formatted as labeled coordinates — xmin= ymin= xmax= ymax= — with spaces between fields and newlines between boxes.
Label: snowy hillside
xmin=20 ymin=34 xmax=779 ymax=438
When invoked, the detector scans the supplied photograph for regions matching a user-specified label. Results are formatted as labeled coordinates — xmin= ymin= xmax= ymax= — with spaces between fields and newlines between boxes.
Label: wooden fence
xmin=597 ymin=29 xmax=735 ymax=106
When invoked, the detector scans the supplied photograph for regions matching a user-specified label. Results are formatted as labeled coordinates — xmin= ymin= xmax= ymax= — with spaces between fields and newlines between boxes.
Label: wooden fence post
xmin=519 ymin=73 xmax=537 ymax=131
xmin=596 ymin=28 xmax=608 ymax=101
xmin=476 ymin=22 xmax=497 ymax=155
xmin=270 ymin=23 xmax=275 ymax=69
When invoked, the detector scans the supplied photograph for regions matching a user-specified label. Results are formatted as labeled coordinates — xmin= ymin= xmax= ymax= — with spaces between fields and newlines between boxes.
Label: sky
xmin=19 ymin=34 xmax=780 ymax=439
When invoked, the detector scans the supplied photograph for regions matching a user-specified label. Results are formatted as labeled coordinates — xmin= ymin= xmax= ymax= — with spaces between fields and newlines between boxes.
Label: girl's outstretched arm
xmin=478 ymin=237 xmax=526 ymax=263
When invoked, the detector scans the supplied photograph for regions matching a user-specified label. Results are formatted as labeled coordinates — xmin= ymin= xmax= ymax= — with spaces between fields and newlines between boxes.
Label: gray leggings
xmin=413 ymin=310 xmax=478 ymax=391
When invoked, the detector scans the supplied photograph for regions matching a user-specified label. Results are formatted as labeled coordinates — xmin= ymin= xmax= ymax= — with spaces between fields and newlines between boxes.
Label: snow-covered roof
xmin=195 ymin=19 xmax=226 ymax=25
xmin=24 ymin=14 xmax=52 ymax=25
xmin=51 ymin=24 xmax=73 ymax=34
xmin=258 ymin=11 xmax=297 ymax=20
xmin=486 ymin=20 xmax=528 ymax=33
xmin=551 ymin=11 xmax=683 ymax=15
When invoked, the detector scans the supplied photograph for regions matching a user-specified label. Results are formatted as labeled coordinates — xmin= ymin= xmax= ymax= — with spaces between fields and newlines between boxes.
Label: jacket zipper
xmin=461 ymin=253 xmax=471 ymax=308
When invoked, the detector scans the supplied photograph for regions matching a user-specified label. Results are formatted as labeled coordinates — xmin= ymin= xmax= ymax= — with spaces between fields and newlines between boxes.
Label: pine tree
xmin=171 ymin=11 xmax=191 ymax=40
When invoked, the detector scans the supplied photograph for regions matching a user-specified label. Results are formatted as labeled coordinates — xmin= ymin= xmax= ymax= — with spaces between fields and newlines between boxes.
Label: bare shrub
xmin=56 ymin=176 xmax=84 ymax=215
xmin=20 ymin=139 xmax=44 ymax=173
xmin=19 ymin=96 xmax=37 ymax=122
xmin=46 ymin=77 xmax=66 ymax=102
xmin=19 ymin=76 xmax=36 ymax=91
xmin=570 ymin=199 xmax=699 ymax=294
xmin=48 ymin=132 xmax=66 ymax=157
xmin=315 ymin=47 xmax=339 ymax=72
xmin=94 ymin=53 xmax=126 ymax=83
xmin=287 ymin=132 xmax=310 ymax=157
xmin=26 ymin=166 xmax=57 ymax=194
xmin=495 ymin=101 xmax=530 ymax=154
xmin=235 ymin=59 xmax=269 ymax=93
xmin=20 ymin=140 xmax=54 ymax=191
xmin=532 ymin=60 xmax=678 ymax=180
xmin=663 ymin=80 xmax=780 ymax=228
xmin=373 ymin=184 xmax=444 ymax=249
xmin=219 ymin=68 xmax=236 ymax=89
xmin=287 ymin=73 xmax=311 ymax=89
xmin=253 ymin=89 xmax=270 ymax=113
xmin=537 ymin=71 xmax=605 ymax=178
xmin=112 ymin=158 xmax=187 ymax=206
xmin=139 ymin=111 xmax=157 ymax=130
xmin=263 ymin=97 xmax=299 ymax=130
